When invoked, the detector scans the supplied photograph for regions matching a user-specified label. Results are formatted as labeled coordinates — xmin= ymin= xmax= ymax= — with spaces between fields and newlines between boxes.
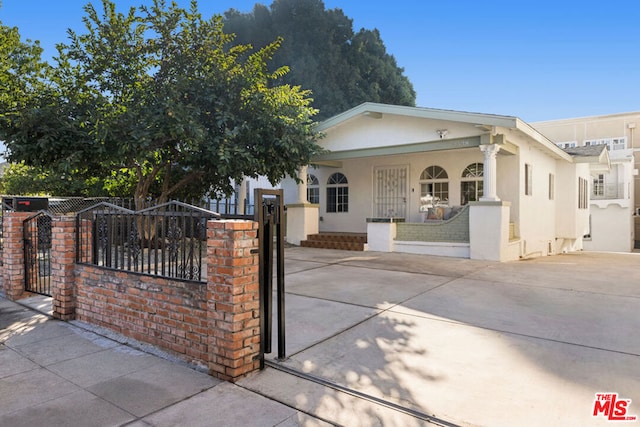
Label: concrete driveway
xmin=240 ymin=248 xmax=640 ymax=427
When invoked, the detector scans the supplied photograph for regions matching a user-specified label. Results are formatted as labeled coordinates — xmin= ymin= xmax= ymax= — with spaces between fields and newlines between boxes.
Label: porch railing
xmin=592 ymin=183 xmax=625 ymax=200
xmin=395 ymin=205 xmax=470 ymax=243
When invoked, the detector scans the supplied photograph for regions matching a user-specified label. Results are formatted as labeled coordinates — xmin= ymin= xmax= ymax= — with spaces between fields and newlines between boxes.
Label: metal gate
xmin=374 ymin=166 xmax=408 ymax=218
xmin=254 ymin=189 xmax=286 ymax=367
xmin=23 ymin=212 xmax=53 ymax=296
xmin=219 ymin=188 xmax=286 ymax=367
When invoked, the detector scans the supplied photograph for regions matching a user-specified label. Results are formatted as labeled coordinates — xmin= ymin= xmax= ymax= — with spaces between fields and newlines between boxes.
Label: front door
xmin=374 ymin=166 xmax=408 ymax=218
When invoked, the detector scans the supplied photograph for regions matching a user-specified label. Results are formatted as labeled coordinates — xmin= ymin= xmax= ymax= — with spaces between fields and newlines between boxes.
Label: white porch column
xmin=297 ymin=165 xmax=308 ymax=203
xmin=287 ymin=164 xmax=319 ymax=245
xmin=479 ymin=144 xmax=501 ymax=202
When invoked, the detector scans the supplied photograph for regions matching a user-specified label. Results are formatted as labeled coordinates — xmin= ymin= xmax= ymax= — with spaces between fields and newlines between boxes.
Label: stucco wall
xmin=584 ymin=204 xmax=634 ymax=252
xmin=516 ymin=144 xmax=558 ymax=255
xmin=532 ymin=113 xmax=640 ymax=145
xmin=496 ymin=151 xmax=520 ymax=229
xmin=556 ymin=162 xmax=591 ymax=241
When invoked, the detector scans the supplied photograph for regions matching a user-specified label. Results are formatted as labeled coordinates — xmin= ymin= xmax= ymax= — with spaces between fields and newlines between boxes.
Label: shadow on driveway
xmin=242 ymin=248 xmax=640 ymax=427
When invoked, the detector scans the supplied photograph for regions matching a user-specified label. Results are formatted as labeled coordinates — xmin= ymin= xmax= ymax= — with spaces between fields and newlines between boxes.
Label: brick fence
xmin=0 ymin=211 xmax=261 ymax=382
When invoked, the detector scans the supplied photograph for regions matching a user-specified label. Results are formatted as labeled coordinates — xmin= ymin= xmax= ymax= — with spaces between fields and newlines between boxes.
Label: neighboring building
xmin=533 ymin=112 xmax=639 ymax=252
xmin=205 ymin=175 xmax=280 ymax=215
xmin=282 ymin=102 xmax=609 ymax=261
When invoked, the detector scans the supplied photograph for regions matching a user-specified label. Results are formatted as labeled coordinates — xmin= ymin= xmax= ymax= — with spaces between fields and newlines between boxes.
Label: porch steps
xmin=300 ymin=232 xmax=367 ymax=251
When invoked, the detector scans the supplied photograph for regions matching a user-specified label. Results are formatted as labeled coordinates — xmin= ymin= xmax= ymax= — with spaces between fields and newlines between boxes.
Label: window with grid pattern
xmin=327 ymin=173 xmax=348 ymax=212
xmin=307 ymin=174 xmax=320 ymax=204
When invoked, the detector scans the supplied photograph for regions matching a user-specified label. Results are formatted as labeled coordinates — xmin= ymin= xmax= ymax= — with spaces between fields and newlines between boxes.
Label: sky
xmin=1 ymin=0 xmax=639 ymax=125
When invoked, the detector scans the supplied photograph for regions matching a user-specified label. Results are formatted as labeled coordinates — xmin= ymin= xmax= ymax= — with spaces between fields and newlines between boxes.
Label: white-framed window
xmin=556 ymin=141 xmax=577 ymax=149
xmin=307 ymin=174 xmax=319 ymax=204
xmin=592 ymin=174 xmax=604 ymax=197
xmin=420 ymin=166 xmax=449 ymax=204
xmin=584 ymin=137 xmax=627 ymax=151
xmin=525 ymin=164 xmax=533 ymax=196
xmin=549 ymin=173 xmax=555 ymax=200
xmin=460 ymin=162 xmax=483 ymax=205
xmin=326 ymin=173 xmax=348 ymax=213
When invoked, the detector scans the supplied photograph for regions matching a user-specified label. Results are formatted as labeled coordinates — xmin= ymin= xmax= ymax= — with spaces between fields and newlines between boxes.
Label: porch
xmin=293 ymin=202 xmax=520 ymax=262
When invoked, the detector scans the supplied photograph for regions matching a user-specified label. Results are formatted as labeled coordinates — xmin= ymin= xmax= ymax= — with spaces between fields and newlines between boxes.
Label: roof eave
xmin=515 ymin=118 xmax=574 ymax=162
xmin=317 ymin=102 xmax=519 ymax=132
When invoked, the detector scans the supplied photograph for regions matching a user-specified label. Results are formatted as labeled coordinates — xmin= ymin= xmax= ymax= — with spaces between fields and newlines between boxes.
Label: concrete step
xmin=299 ymin=240 xmax=365 ymax=251
xmin=300 ymin=233 xmax=367 ymax=251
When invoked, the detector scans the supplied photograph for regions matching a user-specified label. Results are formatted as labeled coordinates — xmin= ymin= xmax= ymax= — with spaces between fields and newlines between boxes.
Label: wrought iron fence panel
xmin=23 ymin=211 xmax=53 ymax=296
xmin=77 ymin=201 xmax=219 ymax=282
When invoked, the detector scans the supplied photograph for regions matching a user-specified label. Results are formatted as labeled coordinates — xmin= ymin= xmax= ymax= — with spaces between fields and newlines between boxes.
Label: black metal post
xmin=255 ymin=189 xmax=286 ymax=368
xmin=275 ymin=192 xmax=286 ymax=360
xmin=256 ymin=190 xmax=266 ymax=369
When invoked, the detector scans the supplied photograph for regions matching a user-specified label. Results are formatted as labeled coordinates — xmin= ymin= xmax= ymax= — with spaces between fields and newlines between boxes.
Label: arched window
xmin=460 ymin=162 xmax=483 ymax=205
xmin=307 ymin=174 xmax=319 ymax=204
xmin=327 ymin=173 xmax=348 ymax=212
xmin=419 ymin=166 xmax=449 ymax=205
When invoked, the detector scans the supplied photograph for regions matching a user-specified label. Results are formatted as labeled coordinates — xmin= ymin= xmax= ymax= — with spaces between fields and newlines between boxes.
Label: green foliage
xmin=0 ymin=22 xmax=49 ymax=134
xmin=223 ymin=0 xmax=416 ymax=120
xmin=0 ymin=162 xmax=106 ymax=196
xmin=0 ymin=0 xmax=321 ymax=208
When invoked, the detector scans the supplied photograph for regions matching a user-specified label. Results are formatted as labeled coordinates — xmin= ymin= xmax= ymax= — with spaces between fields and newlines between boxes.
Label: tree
xmin=0 ymin=20 xmax=49 ymax=142
xmin=223 ymin=0 xmax=416 ymax=120
xmin=0 ymin=162 xmax=107 ymax=196
xmin=0 ymin=0 xmax=321 ymax=209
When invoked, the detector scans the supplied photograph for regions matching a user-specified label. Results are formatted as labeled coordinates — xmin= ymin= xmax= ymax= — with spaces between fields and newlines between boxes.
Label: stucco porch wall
xmin=395 ymin=205 xmax=469 ymax=243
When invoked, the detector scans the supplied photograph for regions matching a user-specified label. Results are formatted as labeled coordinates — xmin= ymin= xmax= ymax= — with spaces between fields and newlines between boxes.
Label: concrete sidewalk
xmin=0 ymin=297 xmax=330 ymax=427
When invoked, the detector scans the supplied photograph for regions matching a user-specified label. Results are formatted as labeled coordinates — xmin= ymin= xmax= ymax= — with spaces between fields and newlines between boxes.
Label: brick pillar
xmin=2 ymin=211 xmax=31 ymax=300
xmin=207 ymin=220 xmax=260 ymax=382
xmin=51 ymin=216 xmax=76 ymax=320
xmin=76 ymin=218 xmax=93 ymax=264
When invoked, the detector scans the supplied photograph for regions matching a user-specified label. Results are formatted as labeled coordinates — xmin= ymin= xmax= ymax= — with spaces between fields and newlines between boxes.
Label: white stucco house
xmin=281 ymin=102 xmax=631 ymax=261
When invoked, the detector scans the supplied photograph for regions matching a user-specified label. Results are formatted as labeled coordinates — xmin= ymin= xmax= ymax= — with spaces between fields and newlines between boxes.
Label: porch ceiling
xmin=311 ymin=136 xmax=482 ymax=161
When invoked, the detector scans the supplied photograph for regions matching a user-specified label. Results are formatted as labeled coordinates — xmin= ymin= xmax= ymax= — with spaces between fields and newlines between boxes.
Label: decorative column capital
xmin=480 ymin=143 xmax=501 ymax=157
